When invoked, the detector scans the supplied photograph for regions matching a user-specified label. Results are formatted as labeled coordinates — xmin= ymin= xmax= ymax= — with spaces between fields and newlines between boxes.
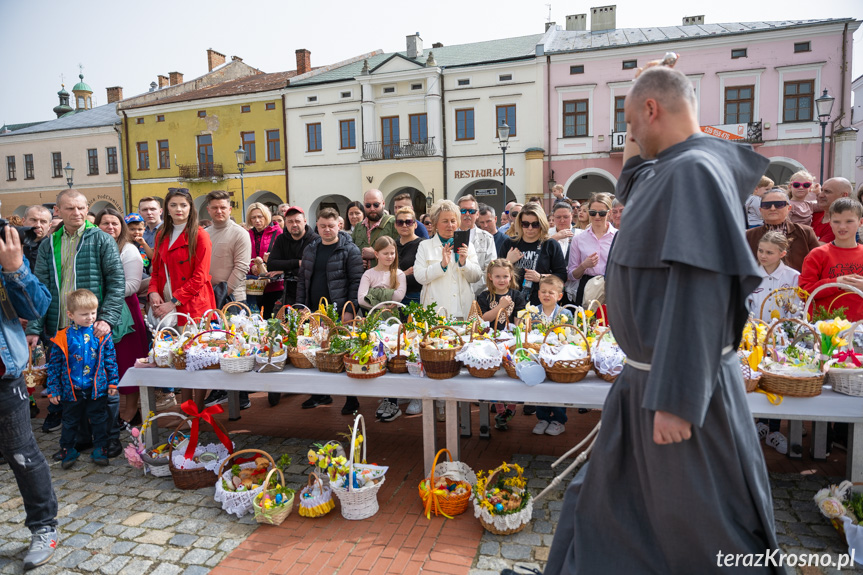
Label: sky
xmin=1 ymin=0 xmax=861 ymax=125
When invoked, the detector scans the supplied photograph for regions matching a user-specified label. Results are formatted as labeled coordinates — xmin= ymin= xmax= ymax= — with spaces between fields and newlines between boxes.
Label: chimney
xmin=231 ymin=55 xmax=243 ymax=62
xmin=169 ymin=72 xmax=183 ymax=86
xmin=106 ymin=86 xmax=123 ymax=103
xmin=157 ymin=75 xmax=169 ymax=89
xmin=590 ymin=5 xmax=616 ymax=31
xmin=406 ymin=33 xmax=423 ymax=59
xmin=566 ymin=14 xmax=587 ymax=31
xmin=295 ymin=49 xmax=311 ymax=75
xmin=149 ymin=81 xmax=157 ymax=92
xmin=682 ymin=15 xmax=704 ymax=25
xmin=207 ymin=48 xmax=226 ymax=72
xmin=432 ymin=42 xmax=443 ymax=49
xmin=545 ymin=21 xmax=556 ymax=31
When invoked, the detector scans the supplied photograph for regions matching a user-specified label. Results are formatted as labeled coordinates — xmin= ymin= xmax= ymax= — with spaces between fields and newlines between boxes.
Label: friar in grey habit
xmin=544 ymin=65 xmax=782 ymax=574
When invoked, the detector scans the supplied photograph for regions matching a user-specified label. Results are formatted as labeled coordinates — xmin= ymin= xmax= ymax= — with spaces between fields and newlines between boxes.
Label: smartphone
xmin=453 ymin=230 xmax=470 ymax=252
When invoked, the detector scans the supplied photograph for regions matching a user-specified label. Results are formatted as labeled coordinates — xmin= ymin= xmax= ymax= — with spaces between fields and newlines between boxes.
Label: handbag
xmin=146 ymin=264 xmax=177 ymax=329
xmin=583 ymin=275 xmax=606 ymax=305
xmin=213 ymin=281 xmax=234 ymax=309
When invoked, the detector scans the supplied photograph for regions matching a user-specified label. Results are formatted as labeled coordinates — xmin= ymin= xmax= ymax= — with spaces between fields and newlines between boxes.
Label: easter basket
xmin=152 ymin=327 xmax=181 ymax=368
xmin=738 ymin=317 xmax=769 ymax=393
xmin=420 ymin=326 xmax=464 ymax=380
xmin=214 ymin=449 xmax=276 ymax=517
xmin=457 ymin=331 xmax=502 ymax=379
xmin=252 ymin=467 xmax=295 ymax=525
xmin=288 ymin=313 xmax=332 ymax=369
xmin=388 ymin=323 xmax=410 ymax=374
xmin=418 ymin=448 xmax=475 ymax=518
xmin=343 ymin=353 xmax=388 ymax=379
xmin=330 ymin=415 xmax=387 ymax=520
xmin=23 ymin=345 xmax=48 ymax=392
xmin=168 ymin=411 xmax=234 ymax=490
xmin=318 ymin=326 xmax=349 ymax=374
xmin=759 ymin=286 xmax=808 ymax=322
xmin=245 ymin=277 xmax=269 ymax=297
xmin=591 ymin=329 xmax=623 ymax=383
xmin=137 ymin=413 xmax=192 ymax=477
xmin=298 ymin=472 xmax=336 ymax=518
xmin=759 ymin=318 xmax=824 ymax=398
xmin=806 ymin=284 xmax=863 ymax=396
xmin=473 ymin=462 xmax=533 ymax=535
xmin=183 ymin=329 xmax=236 ymax=371
xmin=220 ymin=347 xmax=256 ymax=374
xmin=539 ymin=324 xmax=592 ymax=384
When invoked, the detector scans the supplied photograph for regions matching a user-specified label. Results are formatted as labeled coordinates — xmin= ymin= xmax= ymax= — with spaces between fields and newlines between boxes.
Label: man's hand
xmin=93 ymin=320 xmax=111 ymax=338
xmin=653 ymin=410 xmax=692 ymax=444
xmin=361 ymin=247 xmax=376 ymax=260
xmin=108 ymin=388 xmax=118 ymax=396
xmin=49 ymin=396 xmax=59 ymax=405
xmin=0 ymin=226 xmax=24 ymax=272
xmin=404 ymin=266 xmax=414 ymax=276
xmin=26 ymin=335 xmax=40 ymax=349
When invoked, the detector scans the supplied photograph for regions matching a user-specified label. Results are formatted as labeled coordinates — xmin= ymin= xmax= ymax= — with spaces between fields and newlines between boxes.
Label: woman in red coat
xmin=148 ymin=188 xmax=216 ymax=406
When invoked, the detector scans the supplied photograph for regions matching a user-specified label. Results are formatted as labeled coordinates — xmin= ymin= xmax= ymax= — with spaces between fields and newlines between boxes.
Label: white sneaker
xmin=406 ymin=399 xmax=422 ymax=415
xmin=766 ymin=431 xmax=788 ymax=455
xmin=756 ymin=422 xmax=769 ymax=441
xmin=545 ymin=421 xmax=566 ymax=436
xmin=375 ymin=400 xmax=387 ymax=419
xmin=532 ymin=420 xmax=550 ymax=435
xmin=379 ymin=401 xmax=402 ymax=422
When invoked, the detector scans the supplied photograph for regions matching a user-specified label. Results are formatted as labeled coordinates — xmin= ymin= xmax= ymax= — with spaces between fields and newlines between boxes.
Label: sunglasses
xmin=791 ymin=182 xmax=812 ymax=189
xmin=588 ymin=210 xmax=608 ymax=217
xmin=761 ymin=200 xmax=788 ymax=209
xmin=365 ymin=202 xmax=381 ymax=209
xmin=460 ymin=208 xmax=477 ymax=215
xmin=395 ymin=219 xmax=415 ymax=227
xmin=521 ymin=220 xmax=541 ymax=229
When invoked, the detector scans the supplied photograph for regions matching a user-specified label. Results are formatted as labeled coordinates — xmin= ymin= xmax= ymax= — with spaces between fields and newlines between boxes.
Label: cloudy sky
xmin=0 ymin=0 xmax=860 ymax=125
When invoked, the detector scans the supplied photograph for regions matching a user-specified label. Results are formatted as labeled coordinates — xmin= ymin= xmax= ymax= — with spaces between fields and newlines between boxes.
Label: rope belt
xmin=627 ymin=345 xmax=734 ymax=372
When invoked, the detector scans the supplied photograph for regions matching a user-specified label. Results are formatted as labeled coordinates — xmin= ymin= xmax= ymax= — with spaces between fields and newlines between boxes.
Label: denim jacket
xmin=0 ymin=258 xmax=51 ymax=378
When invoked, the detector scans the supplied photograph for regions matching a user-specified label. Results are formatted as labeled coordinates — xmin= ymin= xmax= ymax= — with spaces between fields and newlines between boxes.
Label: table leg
xmin=812 ymin=421 xmax=829 ymax=460
xmin=227 ymin=390 xmax=240 ymax=421
xmin=479 ymin=403 xmax=491 ymax=439
xmin=848 ymin=423 xmax=862 ymax=487
xmin=459 ymin=402 xmax=471 ymax=437
xmin=787 ymin=420 xmax=803 ymax=459
xmin=445 ymin=400 xmax=460 ymax=462
xmin=141 ymin=387 xmax=158 ymax=449
xmin=422 ymin=399 xmax=436 ymax=476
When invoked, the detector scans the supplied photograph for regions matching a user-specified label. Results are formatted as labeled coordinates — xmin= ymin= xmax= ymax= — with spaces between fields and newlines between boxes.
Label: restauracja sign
xmin=454 ymin=168 xmax=515 ymax=179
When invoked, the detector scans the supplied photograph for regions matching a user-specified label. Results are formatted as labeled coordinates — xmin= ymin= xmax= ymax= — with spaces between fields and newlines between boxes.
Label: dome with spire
xmin=71 ymin=72 xmax=93 ymax=111
xmin=72 ymin=73 xmax=92 ymax=93
xmin=53 ymin=83 xmax=73 ymax=118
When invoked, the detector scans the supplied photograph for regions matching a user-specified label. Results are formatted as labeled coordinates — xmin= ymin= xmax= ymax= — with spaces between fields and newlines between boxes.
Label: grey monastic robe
xmin=545 ymin=134 xmax=784 ymax=574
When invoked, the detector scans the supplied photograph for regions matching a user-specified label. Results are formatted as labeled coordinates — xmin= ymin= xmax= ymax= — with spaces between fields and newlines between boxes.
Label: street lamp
xmin=815 ymin=88 xmax=835 ymax=184
xmin=426 ymin=189 xmax=434 ymax=209
xmin=63 ymin=162 xmax=74 ymax=188
xmin=497 ymin=122 xmax=510 ymax=203
xmin=234 ymin=146 xmax=247 ymax=218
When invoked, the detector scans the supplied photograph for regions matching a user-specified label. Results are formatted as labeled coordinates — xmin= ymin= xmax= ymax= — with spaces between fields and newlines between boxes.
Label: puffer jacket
xmin=269 ymin=224 xmax=319 ymax=305
xmin=296 ymin=231 xmax=363 ymax=314
xmin=249 ymin=223 xmax=283 ymax=293
xmin=26 ymin=222 xmax=127 ymax=340
xmin=47 ymin=327 xmax=119 ymax=402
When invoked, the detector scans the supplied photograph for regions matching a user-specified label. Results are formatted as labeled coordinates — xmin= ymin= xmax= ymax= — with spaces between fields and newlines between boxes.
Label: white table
xmin=119 ymin=367 xmax=863 ymax=481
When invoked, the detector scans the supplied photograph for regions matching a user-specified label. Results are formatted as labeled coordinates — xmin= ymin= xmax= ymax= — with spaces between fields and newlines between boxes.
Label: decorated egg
xmin=495 ymin=503 xmax=504 ymax=512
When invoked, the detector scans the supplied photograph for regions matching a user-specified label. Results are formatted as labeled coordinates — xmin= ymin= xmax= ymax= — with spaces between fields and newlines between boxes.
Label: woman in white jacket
xmin=414 ymin=200 xmax=481 ymax=318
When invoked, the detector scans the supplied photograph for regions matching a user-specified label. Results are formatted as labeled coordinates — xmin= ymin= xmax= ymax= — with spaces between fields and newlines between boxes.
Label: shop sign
xmin=475 ymin=189 xmax=497 ymax=196
xmin=611 ymin=132 xmax=627 ymax=149
xmin=454 ymin=168 xmax=514 ymax=179
xmin=701 ymin=123 xmax=747 ymax=141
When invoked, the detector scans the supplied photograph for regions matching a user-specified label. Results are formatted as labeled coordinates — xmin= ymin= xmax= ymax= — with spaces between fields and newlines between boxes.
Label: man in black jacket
xmin=267 ymin=206 xmax=319 ymax=307
xmin=297 ymin=208 xmax=363 ymax=414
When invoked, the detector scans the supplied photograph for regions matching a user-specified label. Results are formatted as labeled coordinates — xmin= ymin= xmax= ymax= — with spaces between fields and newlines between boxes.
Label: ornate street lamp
xmin=815 ymin=89 xmax=835 ymax=184
xmin=63 ymin=162 xmax=74 ymax=188
xmin=497 ymin=122 xmax=510 ymax=202
xmin=426 ymin=188 xmax=434 ymax=209
xmin=235 ymin=146 xmax=247 ymax=218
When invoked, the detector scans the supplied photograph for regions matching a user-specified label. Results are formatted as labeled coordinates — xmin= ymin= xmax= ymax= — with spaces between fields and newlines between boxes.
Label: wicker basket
xmin=318 ymin=326 xmax=349 ymax=373
xmin=344 ymin=353 xmax=387 ymax=379
xmin=420 ymin=325 xmax=464 ymax=380
xmin=198 ymin=309 xmax=227 ymax=331
xmin=591 ymin=329 xmax=619 ymax=383
xmin=245 ymin=278 xmax=269 ymax=297
xmin=758 ymin=287 xmax=807 ymax=322
xmin=137 ymin=413 xmax=191 ymax=477
xmin=418 ymin=448 xmax=475 ymax=518
xmin=331 ymin=415 xmax=386 ymax=520
xmin=825 ymin=318 xmax=863 ymax=396
xmin=502 ymin=343 xmax=541 ymax=379
xmin=759 ymin=318 xmax=825 ymax=398
xmin=23 ymin=345 xmax=47 ymax=392
xmin=152 ymin=327 xmax=181 ymax=368
xmin=464 ymin=320 xmax=503 ymax=378
xmin=214 ymin=449 xmax=276 ymax=517
xmin=539 ymin=325 xmax=592 ymax=383
xmin=220 ymin=355 xmax=256 ymax=374
xmin=298 ymin=472 xmax=335 ymax=518
xmin=473 ymin=464 xmax=532 ymax=535
xmin=168 ymin=417 xmax=232 ymax=490
xmin=252 ymin=468 xmax=294 ymax=525
xmin=289 ymin=313 xmax=332 ymax=369
xmin=182 ymin=330 xmax=235 ymax=371
xmin=388 ymin=324 xmax=410 ymax=374
xmin=222 ymin=301 xmax=252 ymax=318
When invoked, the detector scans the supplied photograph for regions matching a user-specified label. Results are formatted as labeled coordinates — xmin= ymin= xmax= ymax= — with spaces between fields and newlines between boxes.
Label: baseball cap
xmin=124 ymin=213 xmax=145 ymax=224
xmin=284 ymin=206 xmax=305 ymax=217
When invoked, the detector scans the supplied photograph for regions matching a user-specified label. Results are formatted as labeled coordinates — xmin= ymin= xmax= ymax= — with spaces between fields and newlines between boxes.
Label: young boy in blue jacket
xmin=47 ymin=289 xmax=119 ymax=469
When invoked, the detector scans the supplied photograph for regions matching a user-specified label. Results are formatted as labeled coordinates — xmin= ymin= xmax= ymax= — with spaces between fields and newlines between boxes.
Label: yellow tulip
xmin=748 ymin=346 xmax=763 ymax=372
xmin=832 ymin=336 xmax=848 ymax=348
xmin=818 ymin=322 xmax=840 ymax=337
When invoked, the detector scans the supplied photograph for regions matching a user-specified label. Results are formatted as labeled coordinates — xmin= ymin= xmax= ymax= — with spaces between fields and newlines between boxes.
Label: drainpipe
xmin=114 ymin=124 xmax=127 ymax=213
xmin=828 ymin=21 xmax=851 ymax=179
xmin=282 ymin=93 xmax=290 ymax=205
xmin=440 ymin=68 xmax=448 ymax=200
xmin=546 ymin=54 xmax=552 ymax=207
xmin=121 ymin=111 xmax=132 ymax=211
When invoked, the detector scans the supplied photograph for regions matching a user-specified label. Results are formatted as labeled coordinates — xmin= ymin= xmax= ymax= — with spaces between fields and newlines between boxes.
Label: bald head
xmin=818 ymin=177 xmax=853 ymax=211
xmin=363 ymin=189 xmax=385 ymax=222
xmin=824 ymin=178 xmax=852 ymax=196
xmin=628 ymin=66 xmax=697 ymax=115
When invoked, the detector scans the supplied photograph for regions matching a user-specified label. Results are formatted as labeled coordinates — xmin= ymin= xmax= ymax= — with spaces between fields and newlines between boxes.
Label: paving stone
xmin=204 ymin=552 xmax=225 ymax=567
xmin=86 ymin=536 xmax=116 ymax=550
xmin=79 ymin=521 xmax=105 ymax=535
xmin=476 ymin=556 xmax=510 ymax=571
xmin=501 ymin=543 xmax=532 ymax=561
xmin=78 ymin=553 xmax=111 ymax=572
xmin=149 ymin=564 xmax=183 ymax=575
xmin=130 ymin=543 xmax=163 ymax=557
xmin=58 ymin=549 xmax=93 ymax=568
xmin=118 ymin=560 xmax=153 ymax=575
xmin=469 ymin=571 xmax=500 ymax=575
xmin=181 ymin=549 xmax=215 ymax=565
xmin=122 ymin=512 xmax=153 ymax=527
xmin=134 ymin=530 xmax=173 ymax=545
xmin=797 ymin=535 xmax=828 ymax=550
xmin=161 ymin=548 xmax=186 ymax=563
xmin=169 ymin=534 xmax=198 ymax=548
xmin=511 ymin=532 xmax=542 ymax=546
xmin=64 ymin=533 xmax=93 ymax=548
xmin=479 ymin=541 xmax=500 ymax=556
xmin=109 ymin=541 xmax=137 ymax=555
xmin=533 ymin=520 xmax=553 ymax=534
xmin=192 ymin=536 xmax=218 ymax=549
xmin=182 ymin=567 xmax=211 ymax=575
xmin=101 ymin=525 xmax=125 ymax=537
xmin=64 ymin=519 xmax=88 ymax=532
xmin=534 ymin=547 xmax=550 ymax=561
xmin=121 ymin=527 xmax=145 ymax=540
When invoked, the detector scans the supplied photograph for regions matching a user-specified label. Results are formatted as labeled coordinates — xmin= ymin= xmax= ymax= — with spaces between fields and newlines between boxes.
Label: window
xmin=411 ymin=83 xmax=423 ymax=91
xmin=731 ymin=48 xmax=747 ymax=59
xmin=306 ymin=123 xmax=322 ymax=152
xmin=158 ymin=140 xmax=170 ymax=169
xmin=570 ymin=65 xmax=584 ymax=75
xmin=383 ymin=87 xmax=395 ymax=94
xmin=307 ymin=96 xmax=318 ymax=103
xmin=106 ymin=147 xmax=118 ymax=174
xmin=409 ymin=114 xmax=427 ymax=143
xmin=457 ymin=79 xmax=470 ymax=87
xmin=794 ymin=41 xmax=811 ymax=53
xmin=499 ymin=74 xmax=512 ymax=82
xmin=136 ymin=118 xmax=144 ymax=124
xmin=340 ymin=91 xmax=351 ymax=99
xmin=87 ymin=148 xmax=99 ymax=175
xmin=783 ymin=80 xmax=814 ymax=122
xmin=496 ymin=105 xmax=517 ymax=137
xmin=455 ymin=109 xmax=475 ymax=141
xmin=563 ymin=99 xmax=589 ymax=137
xmin=241 ymin=132 xmax=256 ymax=163
xmin=266 ymin=130 xmax=281 ymax=161
xmin=725 ymin=85 xmax=754 ymax=124
xmin=77 ymin=96 xmax=85 ymax=108
xmin=197 ymin=110 xmax=206 ymax=118
xmin=136 ymin=142 xmax=149 ymax=170
xmin=622 ymin=60 xmax=637 ymax=70
xmin=265 ymin=102 xmax=276 ymax=110
xmin=52 ymin=152 xmax=62 ymax=177
xmin=339 ymin=120 xmax=356 ymax=150
xmin=6 ymin=156 xmax=15 ymax=180
xmin=614 ymin=96 xmax=626 ymax=133
xmin=381 ymin=117 xmax=399 ymax=158
xmin=24 ymin=154 xmax=34 ymax=179
xmin=197 ymin=135 xmax=213 ymax=167
xmin=157 ymin=115 xmax=165 ymax=122
xmin=241 ymin=105 xmax=250 ymax=113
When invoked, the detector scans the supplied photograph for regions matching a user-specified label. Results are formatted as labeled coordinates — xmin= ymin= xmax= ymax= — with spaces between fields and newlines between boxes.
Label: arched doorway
xmin=89 ymin=199 xmax=121 ymax=215
xmin=379 ymin=173 xmax=428 ymax=215
xmin=564 ymin=169 xmax=617 ymax=201
xmin=246 ymin=190 xmax=283 ymax=216
xmin=386 ymin=187 xmax=428 ymax=216
xmin=193 ymin=195 xmax=208 ymax=217
xmin=454 ymin=179 xmax=515 ymax=216
xmin=309 ymin=194 xmax=352 ymax=219
xmin=764 ymin=157 xmax=805 ymax=187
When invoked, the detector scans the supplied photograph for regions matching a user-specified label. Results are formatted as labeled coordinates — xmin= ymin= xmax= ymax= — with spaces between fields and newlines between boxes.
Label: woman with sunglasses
xmin=786 ymin=171 xmax=819 ymax=227
xmin=394 ymin=206 xmax=422 ymax=304
xmin=498 ymin=203 xmax=567 ymax=306
xmin=744 ymin=188 xmax=820 ymax=272
xmin=568 ymin=193 xmax=617 ymax=306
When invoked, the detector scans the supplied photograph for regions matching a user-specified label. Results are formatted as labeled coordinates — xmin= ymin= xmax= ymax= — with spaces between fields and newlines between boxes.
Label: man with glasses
xmin=745 ymin=188 xmax=820 ymax=272
xmin=499 ymin=203 xmax=522 ymax=235
xmin=392 ymin=193 xmax=429 ymax=239
xmin=811 ymin=177 xmax=853 ymax=243
xmin=352 ymin=189 xmax=397 ymax=268
xmin=457 ymin=195 xmax=496 ymax=294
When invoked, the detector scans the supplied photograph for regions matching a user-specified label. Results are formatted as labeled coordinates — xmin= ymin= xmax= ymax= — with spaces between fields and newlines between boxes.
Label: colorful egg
xmin=495 ymin=503 xmax=504 ymax=512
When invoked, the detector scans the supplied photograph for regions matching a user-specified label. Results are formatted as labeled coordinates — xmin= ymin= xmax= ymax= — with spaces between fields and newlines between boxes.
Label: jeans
xmin=536 ymin=406 xmax=568 ymax=424
xmin=60 ymin=394 xmax=109 ymax=451
xmin=0 ymin=376 xmax=58 ymax=532
xmin=77 ymin=392 xmax=120 ymax=444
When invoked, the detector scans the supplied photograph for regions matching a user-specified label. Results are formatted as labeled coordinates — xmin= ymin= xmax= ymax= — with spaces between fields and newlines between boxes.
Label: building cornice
xmin=122 ymin=90 xmax=282 ymax=117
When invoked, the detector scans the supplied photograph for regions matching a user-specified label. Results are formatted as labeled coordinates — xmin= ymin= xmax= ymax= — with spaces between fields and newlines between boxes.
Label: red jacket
xmin=149 ymin=226 xmax=217 ymax=325
xmin=799 ymin=242 xmax=863 ymax=321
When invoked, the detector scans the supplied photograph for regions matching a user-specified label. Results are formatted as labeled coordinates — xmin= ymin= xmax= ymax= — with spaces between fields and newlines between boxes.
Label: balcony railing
xmin=362 ymin=137 xmax=436 ymax=161
xmin=178 ymin=163 xmax=223 ymax=180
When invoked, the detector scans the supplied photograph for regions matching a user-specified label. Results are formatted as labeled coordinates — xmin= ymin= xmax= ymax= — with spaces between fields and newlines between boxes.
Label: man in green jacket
xmin=26 ymin=189 xmax=128 ymax=454
xmin=352 ymin=189 xmax=397 ymax=268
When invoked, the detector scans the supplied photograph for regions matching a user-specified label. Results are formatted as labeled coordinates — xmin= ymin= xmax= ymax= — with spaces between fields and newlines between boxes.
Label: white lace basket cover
xmin=538 ymin=343 xmax=588 ymax=367
xmin=171 ymin=442 xmax=231 ymax=472
xmin=455 ymin=340 xmax=503 ymax=370
xmin=592 ymin=336 xmax=626 ymax=377
xmin=214 ymin=460 xmax=269 ymax=518
xmin=472 ymin=495 xmax=533 ymax=533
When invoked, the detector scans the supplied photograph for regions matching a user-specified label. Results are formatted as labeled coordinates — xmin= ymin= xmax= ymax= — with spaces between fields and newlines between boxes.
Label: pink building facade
xmin=541 ymin=16 xmax=860 ymax=200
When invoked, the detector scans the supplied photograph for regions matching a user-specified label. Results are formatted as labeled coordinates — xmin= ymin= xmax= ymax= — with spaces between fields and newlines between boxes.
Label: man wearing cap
xmin=123 ymin=213 xmax=151 ymax=275
xmin=352 ymin=189 xmax=397 ymax=268
xmin=268 ymin=206 xmax=319 ymax=309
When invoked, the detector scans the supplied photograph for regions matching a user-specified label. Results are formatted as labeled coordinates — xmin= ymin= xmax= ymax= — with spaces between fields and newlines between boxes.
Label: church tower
xmin=53 ymin=84 xmax=73 ymax=118
xmin=71 ymin=71 xmax=93 ymax=111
